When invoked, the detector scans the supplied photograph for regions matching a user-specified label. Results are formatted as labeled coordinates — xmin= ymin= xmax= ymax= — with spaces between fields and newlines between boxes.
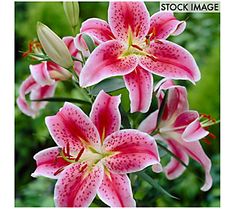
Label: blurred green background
xmin=15 ymin=2 xmax=220 ymax=207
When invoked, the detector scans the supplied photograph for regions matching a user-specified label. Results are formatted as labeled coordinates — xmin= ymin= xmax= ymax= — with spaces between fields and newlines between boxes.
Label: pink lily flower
xmin=32 ymin=90 xmax=160 ymax=207
xmin=79 ymin=2 xmax=200 ymax=113
xmin=138 ymin=79 xmax=213 ymax=191
xmin=17 ymin=37 xmax=84 ymax=117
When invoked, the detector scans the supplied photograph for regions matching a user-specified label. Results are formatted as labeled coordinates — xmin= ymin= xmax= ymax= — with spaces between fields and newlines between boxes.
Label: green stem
xmin=136 ymin=171 xmax=179 ymax=200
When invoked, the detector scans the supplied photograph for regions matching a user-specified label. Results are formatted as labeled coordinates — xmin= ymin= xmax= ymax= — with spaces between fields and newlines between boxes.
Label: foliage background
xmin=15 ymin=1 xmax=220 ymax=207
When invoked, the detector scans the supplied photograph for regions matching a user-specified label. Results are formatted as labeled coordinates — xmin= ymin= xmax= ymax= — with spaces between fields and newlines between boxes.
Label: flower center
xmin=53 ymin=143 xmax=116 ymax=176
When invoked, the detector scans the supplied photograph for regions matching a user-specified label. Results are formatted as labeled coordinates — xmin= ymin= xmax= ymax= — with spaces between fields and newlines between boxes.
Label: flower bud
xmin=63 ymin=2 xmax=79 ymax=28
xmin=37 ymin=22 xmax=73 ymax=69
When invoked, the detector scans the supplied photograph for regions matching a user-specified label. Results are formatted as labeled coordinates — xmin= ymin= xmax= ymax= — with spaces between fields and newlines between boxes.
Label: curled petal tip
xmin=152 ymin=163 xmax=163 ymax=173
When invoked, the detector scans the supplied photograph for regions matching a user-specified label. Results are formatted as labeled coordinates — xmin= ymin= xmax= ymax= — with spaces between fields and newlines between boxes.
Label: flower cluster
xmin=17 ymin=1 xmax=218 ymax=207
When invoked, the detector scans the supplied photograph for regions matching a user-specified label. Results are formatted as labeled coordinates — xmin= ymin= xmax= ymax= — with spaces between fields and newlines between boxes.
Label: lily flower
xmin=17 ymin=36 xmax=85 ymax=117
xmin=138 ymin=79 xmax=213 ymax=191
xmin=79 ymin=2 xmax=200 ymax=113
xmin=32 ymin=91 xmax=160 ymax=207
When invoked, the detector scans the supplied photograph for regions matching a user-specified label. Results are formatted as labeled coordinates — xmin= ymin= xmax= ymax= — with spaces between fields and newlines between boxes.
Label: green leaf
xmin=89 ymin=78 xmax=126 ymax=96
xmin=136 ymin=171 xmax=179 ymax=200
xmin=120 ymin=105 xmax=131 ymax=129
xmin=82 ymin=33 xmax=96 ymax=53
xmin=31 ymin=97 xmax=91 ymax=105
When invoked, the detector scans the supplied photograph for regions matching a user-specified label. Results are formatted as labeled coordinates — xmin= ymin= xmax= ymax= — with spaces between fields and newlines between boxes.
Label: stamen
xmin=146 ymin=54 xmax=158 ymax=62
xmin=53 ymin=167 xmax=65 ymax=176
xmin=132 ymin=44 xmax=143 ymax=51
xmin=79 ymin=164 xmax=88 ymax=173
xmin=208 ymin=132 xmax=216 ymax=140
xmin=22 ymin=40 xmax=41 ymax=57
xmin=66 ymin=142 xmax=70 ymax=158
xmin=75 ymin=147 xmax=85 ymax=162
xmin=202 ymin=138 xmax=211 ymax=145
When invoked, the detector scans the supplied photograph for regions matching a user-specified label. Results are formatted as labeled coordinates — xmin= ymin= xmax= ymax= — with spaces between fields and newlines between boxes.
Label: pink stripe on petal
xmin=103 ymin=130 xmax=160 ymax=174
xmin=108 ymin=2 xmax=150 ymax=41
xmin=31 ymin=147 xmax=70 ymax=179
xmin=138 ymin=110 xmax=158 ymax=134
xmin=149 ymin=11 xmax=186 ymax=39
xmin=63 ymin=36 xmax=78 ymax=57
xmin=80 ymin=18 xmax=115 ymax=43
xmin=45 ymin=102 xmax=101 ymax=152
xmin=164 ymin=139 xmax=189 ymax=179
xmin=30 ymin=62 xmax=54 ymax=86
xmin=74 ymin=33 xmax=90 ymax=57
xmin=124 ymin=66 xmax=153 ymax=113
xmin=16 ymin=96 xmax=36 ymax=117
xmin=140 ymin=40 xmax=200 ymax=82
xmin=97 ymin=172 xmax=135 ymax=207
xmin=54 ymin=163 xmax=104 ymax=207
xmin=181 ymin=140 xmax=212 ymax=191
xmin=182 ymin=119 xmax=209 ymax=142
xmin=30 ymin=84 xmax=56 ymax=111
xmin=90 ymin=90 xmax=121 ymax=140
xmin=160 ymin=86 xmax=189 ymax=124
xmin=79 ymin=40 xmax=138 ymax=87
xmin=174 ymin=111 xmax=198 ymax=129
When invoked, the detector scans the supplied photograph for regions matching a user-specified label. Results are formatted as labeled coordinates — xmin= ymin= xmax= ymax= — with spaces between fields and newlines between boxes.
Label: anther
xmin=79 ymin=164 xmax=88 ymax=173
xmin=131 ymin=44 xmax=143 ymax=51
xmin=75 ymin=147 xmax=85 ymax=162
xmin=53 ymin=167 xmax=65 ymax=176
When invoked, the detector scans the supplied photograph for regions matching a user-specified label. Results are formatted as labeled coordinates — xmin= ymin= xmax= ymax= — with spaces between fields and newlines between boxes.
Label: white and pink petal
xmin=45 ymin=102 xmax=101 ymax=152
xmin=124 ymin=66 xmax=153 ymax=113
xmin=90 ymin=90 xmax=121 ymax=140
xmin=140 ymin=40 xmax=200 ymax=83
xmin=79 ymin=40 xmax=138 ymax=87
xmin=103 ymin=130 xmax=160 ymax=174
xmin=54 ymin=162 xmax=104 ymax=207
xmin=149 ymin=11 xmax=186 ymax=40
xmin=80 ymin=18 xmax=115 ymax=43
xmin=163 ymin=139 xmax=189 ymax=179
xmin=31 ymin=147 xmax=70 ymax=179
xmin=108 ymin=2 xmax=150 ymax=41
xmin=97 ymin=172 xmax=135 ymax=207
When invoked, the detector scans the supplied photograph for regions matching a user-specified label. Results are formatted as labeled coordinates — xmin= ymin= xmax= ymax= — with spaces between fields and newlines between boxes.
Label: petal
xmin=154 ymin=78 xmax=175 ymax=93
xmin=138 ymin=110 xmax=158 ymax=134
xmin=124 ymin=66 xmax=153 ymax=113
xmin=17 ymin=76 xmax=38 ymax=117
xmin=174 ymin=110 xmax=198 ymax=128
xmin=163 ymin=139 xmax=189 ymax=179
xmin=62 ymin=36 xmax=79 ymax=57
xmin=182 ymin=119 xmax=209 ymax=142
xmin=79 ymin=40 xmax=138 ymax=87
xmin=97 ymin=172 xmax=135 ymax=207
xmin=54 ymin=162 xmax=104 ymax=207
xmin=80 ymin=18 xmax=115 ymax=43
xmin=149 ymin=11 xmax=186 ymax=40
xmin=181 ymin=140 xmax=212 ymax=191
xmin=30 ymin=84 xmax=56 ymax=111
xmin=159 ymin=86 xmax=189 ymax=126
xmin=45 ymin=102 xmax=101 ymax=152
xmin=90 ymin=90 xmax=121 ymax=140
xmin=30 ymin=62 xmax=55 ymax=86
xmin=74 ymin=33 xmax=90 ymax=57
xmin=140 ymin=40 xmax=200 ymax=82
xmin=103 ymin=130 xmax=160 ymax=174
xmin=31 ymin=147 xmax=70 ymax=179
xmin=108 ymin=2 xmax=150 ymax=41
xmin=46 ymin=61 xmax=72 ymax=80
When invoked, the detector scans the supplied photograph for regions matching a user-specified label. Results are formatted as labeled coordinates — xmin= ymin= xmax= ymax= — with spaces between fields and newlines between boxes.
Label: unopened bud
xmin=37 ymin=22 xmax=73 ymax=69
xmin=63 ymin=2 xmax=79 ymax=28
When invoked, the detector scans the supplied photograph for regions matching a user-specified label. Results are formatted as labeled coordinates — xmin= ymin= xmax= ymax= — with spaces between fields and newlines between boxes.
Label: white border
xmin=1 ymin=0 xmax=234 ymax=208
